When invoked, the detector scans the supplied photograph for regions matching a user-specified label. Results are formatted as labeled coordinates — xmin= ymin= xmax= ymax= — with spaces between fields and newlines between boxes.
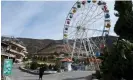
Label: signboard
xmin=3 ymin=59 xmax=13 ymax=76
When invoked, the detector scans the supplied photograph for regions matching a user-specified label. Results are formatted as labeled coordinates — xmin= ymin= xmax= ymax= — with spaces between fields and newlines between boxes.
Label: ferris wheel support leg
xmin=78 ymin=45 xmax=82 ymax=59
xmin=90 ymin=63 xmax=93 ymax=70
xmin=82 ymin=40 xmax=88 ymax=56
xmin=79 ymin=31 xmax=88 ymax=58
xmin=82 ymin=32 xmax=89 ymax=57
xmin=71 ymin=31 xmax=78 ymax=59
xmin=85 ymin=32 xmax=97 ymax=71
xmin=86 ymin=38 xmax=91 ymax=57
xmin=71 ymin=40 xmax=76 ymax=59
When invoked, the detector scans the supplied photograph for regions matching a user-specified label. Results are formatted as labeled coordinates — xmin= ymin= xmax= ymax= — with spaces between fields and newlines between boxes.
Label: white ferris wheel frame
xmin=63 ymin=0 xmax=111 ymax=59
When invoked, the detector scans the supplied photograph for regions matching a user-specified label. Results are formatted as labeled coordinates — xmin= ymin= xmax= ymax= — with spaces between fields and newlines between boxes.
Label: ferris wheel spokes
xmin=82 ymin=11 xmax=104 ymax=27
xmin=79 ymin=3 xmax=95 ymax=26
xmin=67 ymin=25 xmax=104 ymax=33
xmin=85 ymin=15 xmax=104 ymax=28
xmin=81 ymin=5 xmax=99 ymax=26
xmin=81 ymin=5 xmax=101 ymax=26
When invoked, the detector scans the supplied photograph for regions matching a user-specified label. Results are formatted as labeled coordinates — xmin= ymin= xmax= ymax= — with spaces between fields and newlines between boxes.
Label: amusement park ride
xmin=63 ymin=0 xmax=111 ymax=71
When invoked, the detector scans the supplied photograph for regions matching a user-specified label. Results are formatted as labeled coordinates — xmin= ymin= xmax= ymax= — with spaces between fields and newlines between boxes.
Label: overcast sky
xmin=1 ymin=1 xmax=118 ymax=40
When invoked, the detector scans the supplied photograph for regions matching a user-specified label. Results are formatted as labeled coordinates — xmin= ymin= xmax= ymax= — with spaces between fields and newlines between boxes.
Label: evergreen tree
xmin=99 ymin=1 xmax=133 ymax=80
xmin=114 ymin=1 xmax=133 ymax=42
xmin=99 ymin=40 xmax=133 ymax=80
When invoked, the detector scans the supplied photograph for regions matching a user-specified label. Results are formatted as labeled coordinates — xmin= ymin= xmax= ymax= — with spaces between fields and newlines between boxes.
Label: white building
xmin=1 ymin=37 xmax=28 ymax=63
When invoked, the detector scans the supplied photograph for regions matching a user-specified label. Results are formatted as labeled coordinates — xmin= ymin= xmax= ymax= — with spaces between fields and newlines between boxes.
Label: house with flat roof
xmin=1 ymin=36 xmax=28 ymax=63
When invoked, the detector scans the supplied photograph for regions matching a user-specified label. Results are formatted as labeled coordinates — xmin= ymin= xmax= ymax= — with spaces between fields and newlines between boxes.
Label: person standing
xmin=49 ymin=64 xmax=52 ymax=70
xmin=39 ymin=66 xmax=44 ymax=80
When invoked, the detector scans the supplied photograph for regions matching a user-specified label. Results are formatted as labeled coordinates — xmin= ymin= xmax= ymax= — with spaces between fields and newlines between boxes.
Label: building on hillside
xmin=33 ymin=42 xmax=87 ymax=61
xmin=1 ymin=36 xmax=28 ymax=63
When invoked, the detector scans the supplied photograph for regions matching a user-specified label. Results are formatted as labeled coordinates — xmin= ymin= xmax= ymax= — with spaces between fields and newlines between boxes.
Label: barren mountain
xmin=1 ymin=36 xmax=117 ymax=55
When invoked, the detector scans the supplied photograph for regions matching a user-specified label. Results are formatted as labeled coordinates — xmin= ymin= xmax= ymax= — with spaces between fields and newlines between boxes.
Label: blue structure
xmin=96 ymin=52 xmax=100 ymax=57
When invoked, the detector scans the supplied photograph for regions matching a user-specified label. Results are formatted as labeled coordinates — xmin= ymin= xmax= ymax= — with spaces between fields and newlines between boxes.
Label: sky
xmin=1 ymin=1 xmax=118 ymax=40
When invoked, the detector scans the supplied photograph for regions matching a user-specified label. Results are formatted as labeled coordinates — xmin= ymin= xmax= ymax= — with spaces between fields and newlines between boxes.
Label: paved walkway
xmin=9 ymin=64 xmax=94 ymax=80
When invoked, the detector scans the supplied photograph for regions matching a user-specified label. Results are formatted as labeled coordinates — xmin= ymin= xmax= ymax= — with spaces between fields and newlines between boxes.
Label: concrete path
xmin=9 ymin=64 xmax=94 ymax=80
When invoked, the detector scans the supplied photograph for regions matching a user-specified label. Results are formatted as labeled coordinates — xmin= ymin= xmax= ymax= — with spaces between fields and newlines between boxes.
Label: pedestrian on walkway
xmin=39 ymin=66 xmax=44 ymax=80
xmin=49 ymin=64 xmax=52 ymax=70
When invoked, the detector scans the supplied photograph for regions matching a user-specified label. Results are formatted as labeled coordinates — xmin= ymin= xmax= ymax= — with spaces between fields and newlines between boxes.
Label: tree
xmin=43 ymin=64 xmax=49 ymax=71
xmin=99 ymin=40 xmax=133 ymax=80
xmin=30 ymin=61 xmax=38 ymax=70
xmin=43 ymin=57 xmax=47 ymax=61
xmin=27 ymin=54 xmax=32 ymax=59
xmin=34 ymin=56 xmax=37 ymax=60
xmin=114 ymin=1 xmax=133 ymax=42
xmin=99 ymin=1 xmax=133 ymax=80
xmin=48 ymin=55 xmax=55 ymax=59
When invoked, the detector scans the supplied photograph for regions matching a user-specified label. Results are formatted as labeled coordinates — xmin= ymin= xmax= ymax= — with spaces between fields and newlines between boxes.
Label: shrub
xmin=30 ymin=61 xmax=38 ymax=70
xmin=49 ymin=64 xmax=52 ymax=70
xmin=53 ymin=65 xmax=58 ymax=71
xmin=43 ymin=57 xmax=47 ymax=61
xmin=38 ymin=64 xmax=42 ymax=67
xmin=95 ymin=70 xmax=102 ymax=79
xmin=23 ymin=57 xmax=28 ymax=62
xmin=24 ymin=63 xmax=30 ymax=69
xmin=43 ymin=64 xmax=49 ymax=71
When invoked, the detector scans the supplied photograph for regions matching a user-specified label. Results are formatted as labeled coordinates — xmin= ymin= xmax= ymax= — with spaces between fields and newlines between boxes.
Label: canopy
xmin=60 ymin=58 xmax=73 ymax=62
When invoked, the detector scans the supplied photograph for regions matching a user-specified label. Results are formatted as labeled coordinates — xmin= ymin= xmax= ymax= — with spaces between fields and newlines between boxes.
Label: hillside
xmin=1 ymin=36 xmax=118 ymax=55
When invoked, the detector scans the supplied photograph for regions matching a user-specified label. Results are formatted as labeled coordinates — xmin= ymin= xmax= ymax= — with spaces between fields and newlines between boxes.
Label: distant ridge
xmin=1 ymin=36 xmax=118 ymax=55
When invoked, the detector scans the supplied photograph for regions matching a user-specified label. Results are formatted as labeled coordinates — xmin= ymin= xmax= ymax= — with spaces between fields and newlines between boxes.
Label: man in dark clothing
xmin=39 ymin=67 xmax=44 ymax=80
xmin=49 ymin=64 xmax=52 ymax=70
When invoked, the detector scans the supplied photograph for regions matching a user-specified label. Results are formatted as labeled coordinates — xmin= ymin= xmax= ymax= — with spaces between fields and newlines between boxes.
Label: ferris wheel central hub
xmin=76 ymin=26 xmax=86 ymax=31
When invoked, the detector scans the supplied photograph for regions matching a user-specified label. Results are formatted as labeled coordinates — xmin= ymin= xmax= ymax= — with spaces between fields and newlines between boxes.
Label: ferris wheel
xmin=63 ymin=0 xmax=111 ymax=60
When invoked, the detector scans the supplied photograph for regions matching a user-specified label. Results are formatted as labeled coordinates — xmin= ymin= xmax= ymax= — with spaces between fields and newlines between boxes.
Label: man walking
xmin=39 ymin=66 xmax=44 ymax=80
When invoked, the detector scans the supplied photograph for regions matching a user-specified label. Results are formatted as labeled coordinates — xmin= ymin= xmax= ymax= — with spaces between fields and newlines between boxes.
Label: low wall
xmin=19 ymin=66 xmax=57 ymax=75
